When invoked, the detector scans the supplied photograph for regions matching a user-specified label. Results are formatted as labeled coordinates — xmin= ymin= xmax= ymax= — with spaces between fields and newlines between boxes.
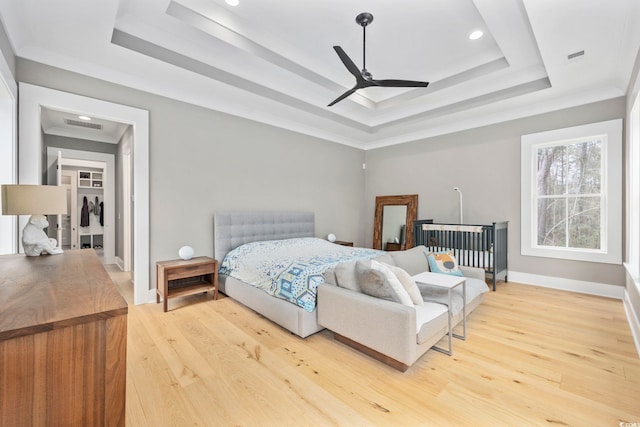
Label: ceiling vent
xmin=64 ymin=119 xmax=103 ymax=130
xmin=566 ymin=50 xmax=585 ymax=63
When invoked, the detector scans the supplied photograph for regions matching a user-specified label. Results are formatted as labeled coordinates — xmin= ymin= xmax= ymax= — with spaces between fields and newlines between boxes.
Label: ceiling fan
xmin=328 ymin=12 xmax=429 ymax=107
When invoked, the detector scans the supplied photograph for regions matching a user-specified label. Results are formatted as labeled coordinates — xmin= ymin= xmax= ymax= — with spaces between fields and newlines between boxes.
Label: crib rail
xmin=413 ymin=220 xmax=508 ymax=291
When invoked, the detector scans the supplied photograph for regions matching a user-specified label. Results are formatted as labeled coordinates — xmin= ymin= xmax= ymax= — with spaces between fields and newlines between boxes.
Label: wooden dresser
xmin=0 ymin=250 xmax=128 ymax=426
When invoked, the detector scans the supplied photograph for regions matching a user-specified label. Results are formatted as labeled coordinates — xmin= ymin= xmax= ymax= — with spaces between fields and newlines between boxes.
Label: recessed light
xmin=469 ymin=30 xmax=483 ymax=40
xmin=225 ymin=0 xmax=239 ymax=6
xmin=78 ymin=115 xmax=92 ymax=121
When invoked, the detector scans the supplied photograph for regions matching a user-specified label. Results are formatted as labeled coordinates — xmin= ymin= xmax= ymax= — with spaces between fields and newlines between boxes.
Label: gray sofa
xmin=318 ymin=245 xmax=489 ymax=371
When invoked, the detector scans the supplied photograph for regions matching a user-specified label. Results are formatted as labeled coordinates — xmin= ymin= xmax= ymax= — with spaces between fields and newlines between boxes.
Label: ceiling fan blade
xmin=333 ymin=46 xmax=365 ymax=81
xmin=373 ymin=79 xmax=429 ymax=88
xmin=327 ymin=86 xmax=358 ymax=106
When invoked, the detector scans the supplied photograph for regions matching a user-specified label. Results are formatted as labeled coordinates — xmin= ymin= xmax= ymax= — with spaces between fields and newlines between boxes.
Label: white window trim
xmin=628 ymin=93 xmax=640 ymax=278
xmin=521 ymin=119 xmax=622 ymax=264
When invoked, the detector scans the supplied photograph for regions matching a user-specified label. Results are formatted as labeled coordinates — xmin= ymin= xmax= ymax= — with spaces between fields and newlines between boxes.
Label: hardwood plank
xmin=106 ymin=315 xmax=127 ymax=427
xmin=118 ymin=279 xmax=640 ymax=426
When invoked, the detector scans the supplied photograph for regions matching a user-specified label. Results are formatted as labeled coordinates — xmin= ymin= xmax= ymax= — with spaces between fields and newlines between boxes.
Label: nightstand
xmin=385 ymin=242 xmax=402 ymax=251
xmin=156 ymin=256 xmax=218 ymax=312
xmin=334 ymin=240 xmax=354 ymax=247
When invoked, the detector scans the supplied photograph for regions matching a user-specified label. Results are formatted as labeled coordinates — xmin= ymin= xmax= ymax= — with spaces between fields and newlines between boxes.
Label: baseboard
xmin=623 ymin=290 xmax=640 ymax=358
xmin=115 ymin=256 xmax=124 ymax=271
xmin=508 ymin=271 xmax=624 ymax=299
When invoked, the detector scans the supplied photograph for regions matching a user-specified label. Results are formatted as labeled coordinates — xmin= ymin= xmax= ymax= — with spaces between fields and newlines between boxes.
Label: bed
xmin=413 ymin=220 xmax=508 ymax=291
xmin=213 ymin=211 xmax=382 ymax=338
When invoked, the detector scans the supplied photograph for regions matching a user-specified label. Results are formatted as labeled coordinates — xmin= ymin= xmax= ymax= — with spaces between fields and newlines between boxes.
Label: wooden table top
xmin=0 ymin=249 xmax=128 ymax=341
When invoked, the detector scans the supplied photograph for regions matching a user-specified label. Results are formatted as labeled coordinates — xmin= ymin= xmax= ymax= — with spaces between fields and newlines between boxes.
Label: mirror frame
xmin=373 ymin=194 xmax=418 ymax=250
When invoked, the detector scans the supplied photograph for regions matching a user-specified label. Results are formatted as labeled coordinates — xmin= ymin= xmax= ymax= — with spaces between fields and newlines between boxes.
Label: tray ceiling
xmin=1 ymin=0 xmax=639 ymax=148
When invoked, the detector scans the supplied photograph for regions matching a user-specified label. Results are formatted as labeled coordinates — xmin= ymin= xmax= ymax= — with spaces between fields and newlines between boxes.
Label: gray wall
xmin=365 ymin=97 xmax=627 ymax=287
xmin=17 ymin=59 xmax=366 ymax=289
xmin=15 ymin=56 xmax=633 ymax=292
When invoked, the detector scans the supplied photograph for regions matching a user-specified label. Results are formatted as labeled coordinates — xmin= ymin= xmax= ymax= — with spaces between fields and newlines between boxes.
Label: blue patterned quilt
xmin=219 ymin=237 xmax=383 ymax=312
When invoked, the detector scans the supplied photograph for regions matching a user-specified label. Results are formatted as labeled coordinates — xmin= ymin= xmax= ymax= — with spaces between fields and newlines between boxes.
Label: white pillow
xmin=355 ymin=259 xmax=414 ymax=307
xmin=381 ymin=263 xmax=424 ymax=306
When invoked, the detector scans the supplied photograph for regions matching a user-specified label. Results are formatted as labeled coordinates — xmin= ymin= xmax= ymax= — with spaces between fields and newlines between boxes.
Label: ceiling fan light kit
xmin=328 ymin=12 xmax=429 ymax=107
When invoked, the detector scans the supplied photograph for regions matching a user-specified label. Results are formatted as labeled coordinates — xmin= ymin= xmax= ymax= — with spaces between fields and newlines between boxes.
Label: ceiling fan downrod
xmin=356 ymin=12 xmax=373 ymax=79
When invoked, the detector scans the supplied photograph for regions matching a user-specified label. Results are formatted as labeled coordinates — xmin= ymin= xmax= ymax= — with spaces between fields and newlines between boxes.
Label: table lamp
xmin=1 ymin=184 xmax=68 ymax=256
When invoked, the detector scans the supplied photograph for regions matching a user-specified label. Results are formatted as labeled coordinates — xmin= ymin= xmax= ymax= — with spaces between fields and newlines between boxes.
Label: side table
xmin=156 ymin=256 xmax=218 ymax=312
xmin=334 ymin=240 xmax=354 ymax=247
xmin=412 ymin=271 xmax=466 ymax=356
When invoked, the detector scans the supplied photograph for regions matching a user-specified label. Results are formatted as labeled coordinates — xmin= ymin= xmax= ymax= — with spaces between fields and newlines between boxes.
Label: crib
xmin=413 ymin=220 xmax=508 ymax=291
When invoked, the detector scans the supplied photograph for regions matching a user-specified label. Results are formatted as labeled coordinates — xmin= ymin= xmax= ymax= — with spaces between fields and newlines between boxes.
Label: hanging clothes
xmin=80 ymin=196 xmax=90 ymax=227
xmin=99 ymin=201 xmax=104 ymax=227
xmin=94 ymin=197 xmax=100 ymax=216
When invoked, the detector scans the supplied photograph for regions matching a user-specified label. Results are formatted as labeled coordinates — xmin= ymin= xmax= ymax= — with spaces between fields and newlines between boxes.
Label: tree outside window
xmin=536 ymin=139 xmax=602 ymax=251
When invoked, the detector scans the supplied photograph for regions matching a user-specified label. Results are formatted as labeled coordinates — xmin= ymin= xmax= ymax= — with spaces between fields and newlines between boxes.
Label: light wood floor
xmin=106 ymin=266 xmax=640 ymax=426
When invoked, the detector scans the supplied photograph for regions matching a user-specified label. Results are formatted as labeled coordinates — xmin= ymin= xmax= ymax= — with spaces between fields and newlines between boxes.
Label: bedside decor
xmin=178 ymin=245 xmax=195 ymax=260
xmin=1 ymin=185 xmax=67 ymax=256
xmin=327 ymin=233 xmax=336 ymax=242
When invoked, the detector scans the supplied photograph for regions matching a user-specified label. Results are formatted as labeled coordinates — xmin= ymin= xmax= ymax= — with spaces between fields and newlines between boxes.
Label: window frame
xmin=521 ymin=119 xmax=622 ymax=264
xmin=628 ymin=94 xmax=640 ymax=275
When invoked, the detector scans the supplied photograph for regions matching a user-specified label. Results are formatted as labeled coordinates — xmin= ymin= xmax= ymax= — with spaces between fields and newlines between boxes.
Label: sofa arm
xmin=459 ymin=265 xmax=485 ymax=281
xmin=317 ymin=283 xmax=417 ymax=366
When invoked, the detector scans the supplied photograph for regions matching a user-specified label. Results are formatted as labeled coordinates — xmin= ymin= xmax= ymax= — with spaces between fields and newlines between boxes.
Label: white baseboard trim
xmin=134 ymin=288 xmax=157 ymax=305
xmin=115 ymin=256 xmax=124 ymax=271
xmin=146 ymin=288 xmax=157 ymax=304
xmin=623 ymin=289 xmax=640 ymax=358
xmin=508 ymin=271 xmax=625 ymax=299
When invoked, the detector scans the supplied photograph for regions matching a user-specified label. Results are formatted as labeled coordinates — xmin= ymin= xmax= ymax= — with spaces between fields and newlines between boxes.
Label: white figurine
xmin=22 ymin=214 xmax=63 ymax=256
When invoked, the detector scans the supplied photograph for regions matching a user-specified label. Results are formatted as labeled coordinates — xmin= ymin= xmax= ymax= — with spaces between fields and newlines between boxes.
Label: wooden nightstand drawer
xmin=166 ymin=263 xmax=215 ymax=280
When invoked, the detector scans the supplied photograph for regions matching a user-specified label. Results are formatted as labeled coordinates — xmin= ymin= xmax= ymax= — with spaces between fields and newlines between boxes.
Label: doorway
xmin=19 ymin=83 xmax=150 ymax=305
xmin=0 ymin=55 xmax=16 ymax=255
xmin=59 ymin=169 xmax=78 ymax=249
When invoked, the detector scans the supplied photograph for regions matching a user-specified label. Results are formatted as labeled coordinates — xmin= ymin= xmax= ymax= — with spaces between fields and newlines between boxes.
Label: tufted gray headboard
xmin=213 ymin=211 xmax=315 ymax=262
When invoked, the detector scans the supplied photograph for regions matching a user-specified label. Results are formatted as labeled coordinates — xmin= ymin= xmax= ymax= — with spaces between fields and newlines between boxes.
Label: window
xmin=521 ymin=119 xmax=622 ymax=264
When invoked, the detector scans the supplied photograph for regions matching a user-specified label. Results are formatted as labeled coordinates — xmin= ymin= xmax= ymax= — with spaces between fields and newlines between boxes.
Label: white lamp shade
xmin=1 ymin=185 xmax=68 ymax=215
xmin=178 ymin=246 xmax=195 ymax=260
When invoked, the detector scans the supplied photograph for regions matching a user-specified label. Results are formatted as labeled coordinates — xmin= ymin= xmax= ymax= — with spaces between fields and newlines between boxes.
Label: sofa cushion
xmin=426 ymin=250 xmax=463 ymax=277
xmin=333 ymin=261 xmax=360 ymax=292
xmin=330 ymin=253 xmax=397 ymax=292
xmin=417 ymin=277 xmax=489 ymax=315
xmin=389 ymin=245 xmax=430 ymax=276
xmin=374 ymin=252 xmax=396 ymax=266
xmin=381 ymin=263 xmax=424 ymax=306
xmin=415 ymin=302 xmax=448 ymax=345
xmin=356 ymin=260 xmax=413 ymax=306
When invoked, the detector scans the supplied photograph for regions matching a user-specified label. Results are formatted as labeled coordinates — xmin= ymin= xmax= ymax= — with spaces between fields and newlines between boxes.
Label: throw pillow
xmin=355 ymin=260 xmax=414 ymax=307
xmin=380 ymin=262 xmax=424 ymax=306
xmin=334 ymin=261 xmax=361 ymax=292
xmin=425 ymin=250 xmax=464 ymax=277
